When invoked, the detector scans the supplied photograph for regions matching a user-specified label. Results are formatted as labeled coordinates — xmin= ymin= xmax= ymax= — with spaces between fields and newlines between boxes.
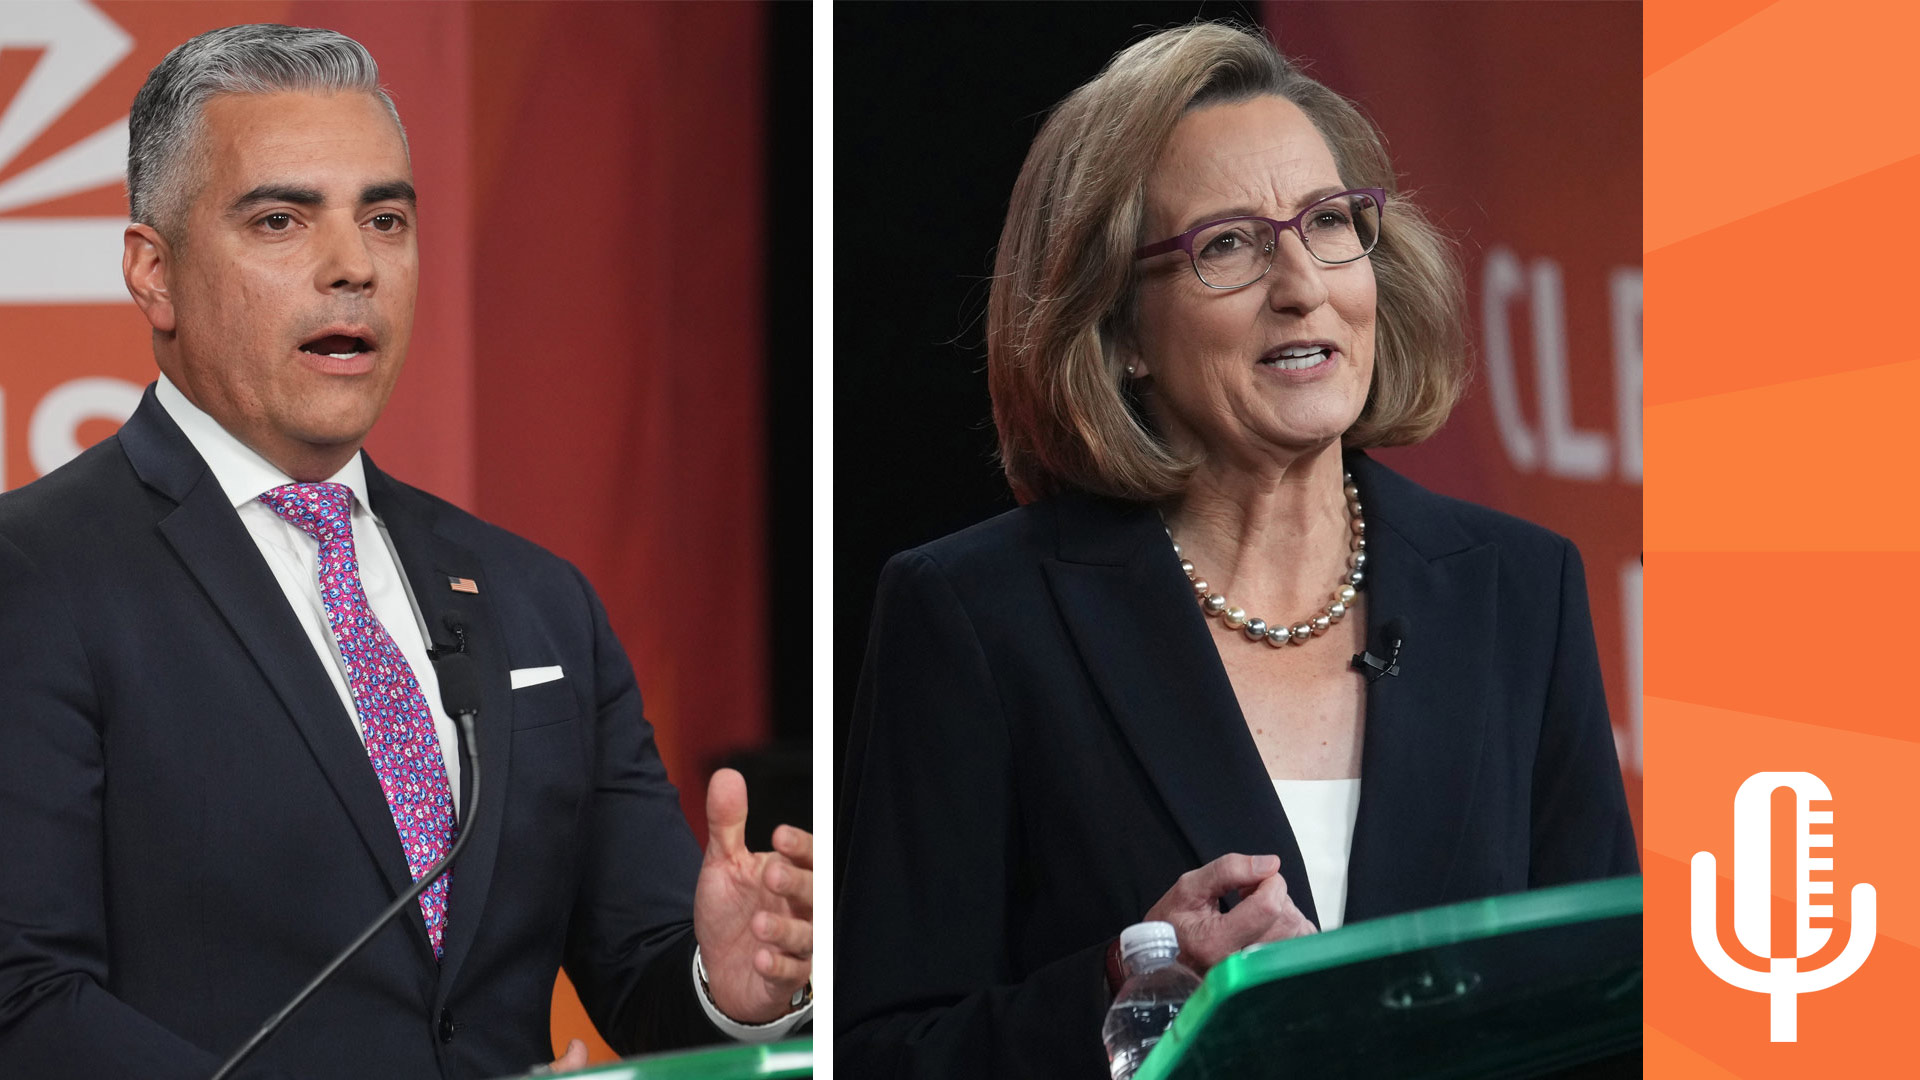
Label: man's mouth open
xmin=299 ymin=334 xmax=373 ymax=360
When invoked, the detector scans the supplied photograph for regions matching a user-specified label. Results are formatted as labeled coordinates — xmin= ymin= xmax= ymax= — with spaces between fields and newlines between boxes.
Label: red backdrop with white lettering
xmin=0 ymin=0 xmax=768 ymax=1063
xmin=1263 ymin=1 xmax=1644 ymax=833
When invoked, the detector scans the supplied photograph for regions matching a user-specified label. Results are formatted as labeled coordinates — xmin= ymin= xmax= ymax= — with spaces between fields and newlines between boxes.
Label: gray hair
xmin=128 ymin=24 xmax=407 ymax=237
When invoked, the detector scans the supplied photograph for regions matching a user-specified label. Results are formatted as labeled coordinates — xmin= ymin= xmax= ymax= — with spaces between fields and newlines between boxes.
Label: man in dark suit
xmin=0 ymin=24 xmax=811 ymax=1079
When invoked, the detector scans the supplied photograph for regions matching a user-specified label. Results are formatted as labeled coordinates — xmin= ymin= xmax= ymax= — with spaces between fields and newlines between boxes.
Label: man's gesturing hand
xmin=1142 ymin=853 xmax=1316 ymax=974
xmin=693 ymin=768 xmax=814 ymax=1024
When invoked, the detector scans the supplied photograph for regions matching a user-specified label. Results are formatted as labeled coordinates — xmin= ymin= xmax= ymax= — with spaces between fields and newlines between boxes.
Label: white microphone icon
xmin=1691 ymin=771 xmax=1876 ymax=1041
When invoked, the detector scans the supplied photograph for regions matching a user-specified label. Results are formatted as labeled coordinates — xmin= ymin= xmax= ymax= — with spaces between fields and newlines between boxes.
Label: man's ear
xmin=123 ymin=223 xmax=176 ymax=333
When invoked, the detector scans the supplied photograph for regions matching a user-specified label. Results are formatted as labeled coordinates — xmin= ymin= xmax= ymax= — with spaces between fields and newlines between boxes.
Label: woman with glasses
xmin=838 ymin=22 xmax=1635 ymax=1078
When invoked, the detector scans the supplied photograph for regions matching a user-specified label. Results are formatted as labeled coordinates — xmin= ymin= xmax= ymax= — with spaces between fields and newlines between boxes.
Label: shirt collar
xmin=154 ymin=372 xmax=370 ymax=512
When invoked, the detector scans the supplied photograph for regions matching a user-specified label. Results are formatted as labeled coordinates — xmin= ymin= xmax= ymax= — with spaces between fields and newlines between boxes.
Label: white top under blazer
xmin=1271 ymin=778 xmax=1363 ymax=931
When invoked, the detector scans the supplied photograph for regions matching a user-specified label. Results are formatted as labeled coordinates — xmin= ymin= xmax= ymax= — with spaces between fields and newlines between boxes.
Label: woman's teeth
xmin=1264 ymin=347 xmax=1330 ymax=370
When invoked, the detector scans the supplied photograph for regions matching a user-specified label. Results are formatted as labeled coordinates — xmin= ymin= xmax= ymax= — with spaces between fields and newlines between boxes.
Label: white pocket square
xmin=509 ymin=666 xmax=564 ymax=689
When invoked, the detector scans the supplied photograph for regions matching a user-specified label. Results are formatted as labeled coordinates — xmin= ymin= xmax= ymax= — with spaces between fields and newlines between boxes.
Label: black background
xmin=832 ymin=2 xmax=1263 ymax=794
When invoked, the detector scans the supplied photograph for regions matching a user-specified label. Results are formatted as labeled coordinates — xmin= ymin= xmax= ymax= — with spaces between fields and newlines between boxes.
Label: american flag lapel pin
xmin=449 ymin=576 xmax=479 ymax=594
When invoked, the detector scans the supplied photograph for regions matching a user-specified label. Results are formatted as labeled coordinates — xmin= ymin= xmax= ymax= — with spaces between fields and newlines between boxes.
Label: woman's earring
xmin=1125 ymin=364 xmax=1137 ymax=378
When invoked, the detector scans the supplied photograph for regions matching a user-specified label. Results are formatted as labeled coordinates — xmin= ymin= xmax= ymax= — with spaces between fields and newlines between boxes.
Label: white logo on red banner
xmin=0 ymin=0 xmax=134 ymax=304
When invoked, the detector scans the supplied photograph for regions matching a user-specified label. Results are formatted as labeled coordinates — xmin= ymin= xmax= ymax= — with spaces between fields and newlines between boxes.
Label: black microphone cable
xmin=211 ymin=625 xmax=483 ymax=1080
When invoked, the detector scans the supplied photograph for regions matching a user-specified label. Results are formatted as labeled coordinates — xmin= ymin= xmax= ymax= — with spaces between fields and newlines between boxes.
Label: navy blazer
xmin=837 ymin=452 xmax=1637 ymax=1078
xmin=0 ymin=388 xmax=719 ymax=1078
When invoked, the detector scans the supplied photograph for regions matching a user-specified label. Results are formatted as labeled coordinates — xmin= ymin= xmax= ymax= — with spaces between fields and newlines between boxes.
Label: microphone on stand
xmin=210 ymin=616 xmax=483 ymax=1080
xmin=1351 ymin=615 xmax=1410 ymax=684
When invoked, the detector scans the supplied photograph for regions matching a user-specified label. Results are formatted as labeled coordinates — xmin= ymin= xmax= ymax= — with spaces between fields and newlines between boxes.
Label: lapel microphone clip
xmin=427 ymin=612 xmax=469 ymax=660
xmin=1351 ymin=615 xmax=1410 ymax=684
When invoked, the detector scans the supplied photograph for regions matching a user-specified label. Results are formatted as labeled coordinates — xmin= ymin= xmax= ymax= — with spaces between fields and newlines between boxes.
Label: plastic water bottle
xmin=1102 ymin=921 xmax=1203 ymax=1080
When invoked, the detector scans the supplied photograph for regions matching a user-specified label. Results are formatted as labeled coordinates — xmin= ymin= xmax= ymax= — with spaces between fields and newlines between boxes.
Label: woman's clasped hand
xmin=1142 ymin=853 xmax=1318 ymax=973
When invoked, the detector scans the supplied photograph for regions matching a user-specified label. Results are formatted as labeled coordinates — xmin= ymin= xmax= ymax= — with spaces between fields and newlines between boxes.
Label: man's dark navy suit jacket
xmin=0 ymin=387 xmax=719 ymax=1078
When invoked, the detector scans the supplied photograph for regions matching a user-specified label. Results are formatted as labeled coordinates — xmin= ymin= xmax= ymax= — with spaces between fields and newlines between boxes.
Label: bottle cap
xmin=1118 ymin=921 xmax=1180 ymax=966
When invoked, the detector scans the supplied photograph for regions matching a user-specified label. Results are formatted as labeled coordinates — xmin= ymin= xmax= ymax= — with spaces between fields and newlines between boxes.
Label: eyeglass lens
xmin=1191 ymin=192 xmax=1381 ymax=288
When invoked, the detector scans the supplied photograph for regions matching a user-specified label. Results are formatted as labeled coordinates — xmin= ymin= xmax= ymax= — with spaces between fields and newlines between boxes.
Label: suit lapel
xmin=1342 ymin=454 xmax=1498 ymax=921
xmin=365 ymin=461 xmax=514 ymax=993
xmin=123 ymin=390 xmax=517 ymax=975
xmin=1040 ymin=496 xmax=1319 ymax=928
xmin=120 ymin=393 xmax=421 ymax=917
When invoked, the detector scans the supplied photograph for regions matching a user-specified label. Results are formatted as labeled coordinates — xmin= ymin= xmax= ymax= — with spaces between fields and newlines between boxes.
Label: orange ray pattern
xmin=1647 ymin=0 xmax=1920 ymax=253
xmin=1646 ymin=150 xmax=1920 ymax=408
xmin=1646 ymin=1 xmax=1919 ymax=1072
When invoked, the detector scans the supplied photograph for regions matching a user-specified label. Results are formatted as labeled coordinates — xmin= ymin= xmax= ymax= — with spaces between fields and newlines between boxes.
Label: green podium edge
xmin=1131 ymin=874 xmax=1643 ymax=1080
xmin=530 ymin=1037 xmax=811 ymax=1079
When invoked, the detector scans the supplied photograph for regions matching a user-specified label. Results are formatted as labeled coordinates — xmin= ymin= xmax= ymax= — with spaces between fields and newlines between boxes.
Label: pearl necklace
xmin=1166 ymin=472 xmax=1367 ymax=648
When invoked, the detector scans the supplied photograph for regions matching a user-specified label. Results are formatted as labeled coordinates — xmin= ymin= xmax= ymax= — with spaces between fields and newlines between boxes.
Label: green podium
xmin=495 ymin=1038 xmax=811 ymax=1080
xmin=1132 ymin=876 xmax=1641 ymax=1080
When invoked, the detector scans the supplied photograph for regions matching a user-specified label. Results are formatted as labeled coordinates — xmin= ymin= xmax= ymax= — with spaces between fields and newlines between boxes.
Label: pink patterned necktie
xmin=258 ymin=481 xmax=456 ymax=959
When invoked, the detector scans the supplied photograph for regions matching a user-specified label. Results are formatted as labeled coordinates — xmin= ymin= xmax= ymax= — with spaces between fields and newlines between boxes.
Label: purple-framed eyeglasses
xmin=1133 ymin=187 xmax=1386 ymax=290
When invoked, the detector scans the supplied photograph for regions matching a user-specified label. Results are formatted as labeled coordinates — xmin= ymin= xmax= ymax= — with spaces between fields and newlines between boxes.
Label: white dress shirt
xmin=153 ymin=375 xmax=807 ymax=1043
xmin=1271 ymin=778 xmax=1362 ymax=931
xmin=155 ymin=375 xmax=463 ymax=809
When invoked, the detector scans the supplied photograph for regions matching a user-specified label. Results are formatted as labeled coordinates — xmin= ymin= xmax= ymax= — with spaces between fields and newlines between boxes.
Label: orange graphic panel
xmin=1646 ymin=0 xmax=1920 ymax=1071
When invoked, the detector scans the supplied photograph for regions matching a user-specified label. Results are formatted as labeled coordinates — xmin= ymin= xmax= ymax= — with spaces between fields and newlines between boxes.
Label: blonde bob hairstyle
xmin=987 ymin=22 xmax=1466 ymax=504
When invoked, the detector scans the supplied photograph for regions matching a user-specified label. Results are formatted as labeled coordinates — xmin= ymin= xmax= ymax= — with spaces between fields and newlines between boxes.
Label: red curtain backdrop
xmin=0 ymin=1 xmax=766 ymax=1064
xmin=1263 ymin=1 xmax=1644 ymax=836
